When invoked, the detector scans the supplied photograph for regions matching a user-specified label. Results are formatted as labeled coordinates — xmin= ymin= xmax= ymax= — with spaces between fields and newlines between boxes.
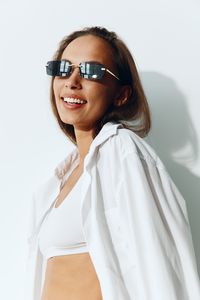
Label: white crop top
xmin=38 ymin=174 xmax=89 ymax=260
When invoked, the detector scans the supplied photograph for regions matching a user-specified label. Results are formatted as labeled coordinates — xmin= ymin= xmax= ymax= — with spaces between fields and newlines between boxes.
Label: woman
xmin=25 ymin=26 xmax=200 ymax=300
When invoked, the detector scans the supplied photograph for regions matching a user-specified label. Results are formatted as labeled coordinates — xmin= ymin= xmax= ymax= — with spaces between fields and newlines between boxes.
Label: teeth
xmin=63 ymin=97 xmax=86 ymax=104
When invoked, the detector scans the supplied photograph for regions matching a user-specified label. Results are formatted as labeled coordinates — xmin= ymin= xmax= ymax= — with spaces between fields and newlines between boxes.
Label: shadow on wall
xmin=140 ymin=71 xmax=200 ymax=276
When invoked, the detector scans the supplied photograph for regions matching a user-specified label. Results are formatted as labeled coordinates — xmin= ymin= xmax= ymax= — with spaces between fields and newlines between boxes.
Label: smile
xmin=63 ymin=97 xmax=87 ymax=104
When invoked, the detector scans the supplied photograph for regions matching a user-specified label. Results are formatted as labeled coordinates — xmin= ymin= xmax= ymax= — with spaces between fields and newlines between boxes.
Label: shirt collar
xmin=54 ymin=121 xmax=123 ymax=180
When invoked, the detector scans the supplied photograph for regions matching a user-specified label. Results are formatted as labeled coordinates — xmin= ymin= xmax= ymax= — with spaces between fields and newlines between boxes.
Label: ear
xmin=113 ymin=85 xmax=132 ymax=107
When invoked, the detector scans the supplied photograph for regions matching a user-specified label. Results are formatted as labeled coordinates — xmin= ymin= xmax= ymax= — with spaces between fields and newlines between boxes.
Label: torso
xmin=40 ymin=163 xmax=103 ymax=300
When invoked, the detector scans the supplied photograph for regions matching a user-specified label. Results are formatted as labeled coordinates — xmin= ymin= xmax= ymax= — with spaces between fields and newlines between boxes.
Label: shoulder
xmin=32 ymin=175 xmax=59 ymax=211
xmin=33 ymin=175 xmax=58 ymax=199
xmin=32 ymin=148 xmax=78 ymax=211
xmin=100 ymin=126 xmax=165 ymax=169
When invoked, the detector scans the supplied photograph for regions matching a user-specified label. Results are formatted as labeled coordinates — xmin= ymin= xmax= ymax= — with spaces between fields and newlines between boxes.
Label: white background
xmin=0 ymin=0 xmax=199 ymax=299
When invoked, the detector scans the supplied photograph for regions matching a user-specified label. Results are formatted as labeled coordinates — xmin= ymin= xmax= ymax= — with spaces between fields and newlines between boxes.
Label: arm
xmin=106 ymin=151 xmax=200 ymax=300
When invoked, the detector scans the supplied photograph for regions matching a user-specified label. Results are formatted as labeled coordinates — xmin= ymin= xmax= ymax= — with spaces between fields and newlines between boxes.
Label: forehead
xmin=61 ymin=35 xmax=115 ymax=66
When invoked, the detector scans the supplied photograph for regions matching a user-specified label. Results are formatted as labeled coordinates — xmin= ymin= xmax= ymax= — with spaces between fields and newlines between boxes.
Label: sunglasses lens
xmin=80 ymin=62 xmax=105 ymax=79
xmin=59 ymin=60 xmax=71 ymax=76
xmin=46 ymin=60 xmax=71 ymax=76
xmin=46 ymin=61 xmax=59 ymax=76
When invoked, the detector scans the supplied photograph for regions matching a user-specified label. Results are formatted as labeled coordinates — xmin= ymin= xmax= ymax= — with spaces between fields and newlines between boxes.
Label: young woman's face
xmin=53 ymin=35 xmax=121 ymax=131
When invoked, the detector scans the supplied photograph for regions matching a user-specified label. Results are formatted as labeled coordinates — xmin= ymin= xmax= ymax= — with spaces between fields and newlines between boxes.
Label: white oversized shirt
xmin=24 ymin=121 xmax=200 ymax=300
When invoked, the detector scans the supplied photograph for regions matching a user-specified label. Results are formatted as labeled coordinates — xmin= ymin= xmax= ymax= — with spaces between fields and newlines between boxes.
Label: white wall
xmin=0 ymin=0 xmax=199 ymax=299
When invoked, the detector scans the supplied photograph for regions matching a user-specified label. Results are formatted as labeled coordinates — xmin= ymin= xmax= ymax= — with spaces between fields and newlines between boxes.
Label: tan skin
xmin=40 ymin=35 xmax=131 ymax=300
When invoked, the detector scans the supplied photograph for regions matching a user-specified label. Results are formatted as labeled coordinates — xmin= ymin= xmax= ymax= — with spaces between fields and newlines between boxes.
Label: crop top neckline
xmin=53 ymin=174 xmax=84 ymax=209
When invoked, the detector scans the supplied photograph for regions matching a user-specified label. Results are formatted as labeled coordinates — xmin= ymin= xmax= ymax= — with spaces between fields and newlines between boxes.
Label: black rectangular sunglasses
xmin=45 ymin=60 xmax=120 ymax=81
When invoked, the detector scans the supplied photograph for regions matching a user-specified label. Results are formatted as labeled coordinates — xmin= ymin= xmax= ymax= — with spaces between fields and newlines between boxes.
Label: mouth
xmin=61 ymin=97 xmax=87 ymax=109
xmin=61 ymin=97 xmax=87 ymax=104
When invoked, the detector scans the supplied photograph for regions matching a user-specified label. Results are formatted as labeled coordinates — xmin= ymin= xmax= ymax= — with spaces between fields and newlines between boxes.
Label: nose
xmin=64 ymin=66 xmax=82 ymax=89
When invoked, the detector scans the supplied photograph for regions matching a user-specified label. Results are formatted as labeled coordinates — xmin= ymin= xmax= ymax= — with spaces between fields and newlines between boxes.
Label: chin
xmin=60 ymin=118 xmax=74 ymax=126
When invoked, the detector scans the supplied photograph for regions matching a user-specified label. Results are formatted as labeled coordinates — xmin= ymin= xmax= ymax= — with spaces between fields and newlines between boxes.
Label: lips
xmin=62 ymin=99 xmax=86 ymax=109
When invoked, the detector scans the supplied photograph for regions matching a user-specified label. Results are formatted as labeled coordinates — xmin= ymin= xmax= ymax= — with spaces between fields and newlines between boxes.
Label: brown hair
xmin=49 ymin=26 xmax=151 ymax=145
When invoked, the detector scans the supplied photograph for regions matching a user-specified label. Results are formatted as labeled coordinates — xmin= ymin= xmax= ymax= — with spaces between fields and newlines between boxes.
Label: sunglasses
xmin=45 ymin=60 xmax=120 ymax=81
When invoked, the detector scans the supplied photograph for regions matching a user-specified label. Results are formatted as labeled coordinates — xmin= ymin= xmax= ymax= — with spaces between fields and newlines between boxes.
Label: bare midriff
xmin=40 ymin=253 xmax=103 ymax=300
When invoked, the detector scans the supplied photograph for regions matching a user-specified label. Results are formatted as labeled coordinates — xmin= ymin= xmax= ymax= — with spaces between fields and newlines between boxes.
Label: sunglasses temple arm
xmin=105 ymin=69 xmax=120 ymax=80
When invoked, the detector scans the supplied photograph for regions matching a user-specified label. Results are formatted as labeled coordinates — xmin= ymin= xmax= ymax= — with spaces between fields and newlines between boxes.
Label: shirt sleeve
xmin=24 ymin=190 xmax=44 ymax=300
xmin=27 ymin=191 xmax=37 ymax=251
xmin=107 ymin=151 xmax=200 ymax=300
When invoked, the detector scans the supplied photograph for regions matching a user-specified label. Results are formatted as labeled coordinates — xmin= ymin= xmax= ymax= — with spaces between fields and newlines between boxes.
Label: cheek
xmin=52 ymin=80 xmax=61 ymax=110
xmin=88 ymin=90 xmax=115 ymax=115
xmin=87 ymin=82 xmax=116 ymax=103
xmin=95 ymin=88 xmax=116 ymax=108
xmin=53 ymin=79 xmax=60 ymax=98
